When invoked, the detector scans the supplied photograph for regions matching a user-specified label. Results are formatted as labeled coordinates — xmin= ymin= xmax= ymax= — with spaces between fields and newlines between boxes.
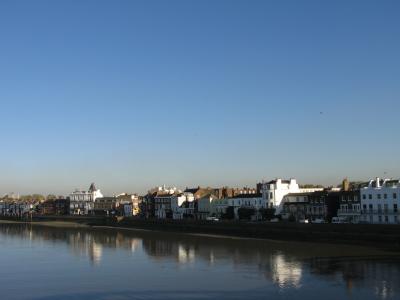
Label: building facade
xmin=196 ymin=193 xmax=218 ymax=219
xmin=360 ymin=178 xmax=400 ymax=224
xmin=209 ymin=193 xmax=266 ymax=220
xmin=261 ymin=179 xmax=323 ymax=212
xmin=93 ymin=197 xmax=117 ymax=215
xmin=337 ymin=191 xmax=361 ymax=223
xmin=69 ymin=183 xmax=103 ymax=215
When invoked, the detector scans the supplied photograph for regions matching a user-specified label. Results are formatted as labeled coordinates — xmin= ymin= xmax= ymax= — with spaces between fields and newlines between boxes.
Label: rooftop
xmin=231 ymin=193 xmax=263 ymax=199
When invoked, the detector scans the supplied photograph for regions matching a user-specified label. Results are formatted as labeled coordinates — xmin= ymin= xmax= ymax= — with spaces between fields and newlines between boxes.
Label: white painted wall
xmin=360 ymin=178 xmax=400 ymax=224
xmin=69 ymin=185 xmax=103 ymax=215
xmin=261 ymin=179 xmax=322 ymax=213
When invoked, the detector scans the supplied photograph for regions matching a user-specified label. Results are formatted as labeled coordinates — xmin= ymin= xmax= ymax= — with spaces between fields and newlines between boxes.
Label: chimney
xmin=342 ymin=178 xmax=350 ymax=191
xmin=376 ymin=177 xmax=380 ymax=188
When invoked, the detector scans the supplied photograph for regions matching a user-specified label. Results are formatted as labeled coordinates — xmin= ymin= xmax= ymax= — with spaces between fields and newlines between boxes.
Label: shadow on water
xmin=1 ymin=222 xmax=400 ymax=300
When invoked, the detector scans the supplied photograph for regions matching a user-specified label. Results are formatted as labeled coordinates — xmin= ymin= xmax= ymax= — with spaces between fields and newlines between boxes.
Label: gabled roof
xmin=184 ymin=187 xmax=215 ymax=198
xmin=89 ymin=183 xmax=97 ymax=192
xmin=184 ymin=187 xmax=200 ymax=194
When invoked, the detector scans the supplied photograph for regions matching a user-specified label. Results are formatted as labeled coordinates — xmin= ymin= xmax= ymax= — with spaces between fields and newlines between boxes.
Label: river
xmin=0 ymin=222 xmax=399 ymax=299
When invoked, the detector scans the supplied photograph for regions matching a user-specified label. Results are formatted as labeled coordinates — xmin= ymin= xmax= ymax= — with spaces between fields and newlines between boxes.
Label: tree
xmin=288 ymin=214 xmax=296 ymax=222
xmin=237 ymin=208 xmax=255 ymax=220
xmin=32 ymin=194 xmax=46 ymax=202
xmin=222 ymin=206 xmax=235 ymax=220
xmin=259 ymin=208 xmax=276 ymax=221
xmin=19 ymin=194 xmax=45 ymax=202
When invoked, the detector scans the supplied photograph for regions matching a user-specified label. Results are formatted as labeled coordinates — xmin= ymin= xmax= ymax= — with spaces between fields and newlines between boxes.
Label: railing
xmin=361 ymin=210 xmax=399 ymax=215
xmin=337 ymin=209 xmax=361 ymax=215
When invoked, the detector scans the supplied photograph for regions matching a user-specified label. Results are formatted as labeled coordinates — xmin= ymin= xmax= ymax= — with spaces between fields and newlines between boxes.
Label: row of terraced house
xmin=337 ymin=178 xmax=400 ymax=224
xmin=0 ymin=183 xmax=141 ymax=217
xmin=1 ymin=177 xmax=399 ymax=224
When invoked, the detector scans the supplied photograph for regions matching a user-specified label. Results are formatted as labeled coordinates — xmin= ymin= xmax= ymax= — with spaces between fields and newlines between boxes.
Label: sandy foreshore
xmin=0 ymin=219 xmax=89 ymax=228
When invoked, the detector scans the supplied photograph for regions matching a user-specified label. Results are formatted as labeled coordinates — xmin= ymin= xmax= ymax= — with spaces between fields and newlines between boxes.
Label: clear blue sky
xmin=0 ymin=0 xmax=399 ymax=196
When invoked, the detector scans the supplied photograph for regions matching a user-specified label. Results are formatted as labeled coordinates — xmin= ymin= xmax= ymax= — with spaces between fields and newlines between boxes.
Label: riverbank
xmin=1 ymin=216 xmax=400 ymax=250
xmin=0 ymin=219 xmax=89 ymax=228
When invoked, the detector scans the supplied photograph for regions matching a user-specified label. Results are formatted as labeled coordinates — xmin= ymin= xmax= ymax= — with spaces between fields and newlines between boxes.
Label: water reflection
xmin=0 ymin=223 xmax=399 ymax=299
xmin=309 ymin=256 xmax=399 ymax=299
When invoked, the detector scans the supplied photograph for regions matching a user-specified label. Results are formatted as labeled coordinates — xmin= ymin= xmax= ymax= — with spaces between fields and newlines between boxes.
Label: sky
xmin=0 ymin=0 xmax=399 ymax=196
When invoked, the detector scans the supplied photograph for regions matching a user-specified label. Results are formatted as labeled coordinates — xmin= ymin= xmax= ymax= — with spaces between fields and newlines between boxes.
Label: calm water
xmin=0 ymin=223 xmax=399 ymax=300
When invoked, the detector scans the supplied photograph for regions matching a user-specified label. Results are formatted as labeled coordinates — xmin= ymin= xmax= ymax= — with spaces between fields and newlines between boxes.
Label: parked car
xmin=312 ymin=218 xmax=326 ymax=224
xmin=299 ymin=219 xmax=310 ymax=224
xmin=331 ymin=217 xmax=348 ymax=224
xmin=206 ymin=217 xmax=219 ymax=222
xmin=269 ymin=218 xmax=280 ymax=223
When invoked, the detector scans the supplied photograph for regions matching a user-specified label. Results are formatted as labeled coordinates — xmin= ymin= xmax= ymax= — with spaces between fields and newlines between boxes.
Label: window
xmin=384 ymin=204 xmax=388 ymax=212
xmin=378 ymin=204 xmax=382 ymax=212
xmin=369 ymin=194 xmax=372 ymax=200
xmin=362 ymin=194 xmax=366 ymax=200
xmin=377 ymin=194 xmax=381 ymax=199
xmin=363 ymin=204 xmax=367 ymax=210
xmin=378 ymin=215 xmax=382 ymax=223
xmin=270 ymin=193 xmax=273 ymax=199
xmin=369 ymin=204 xmax=373 ymax=211
xmin=394 ymin=193 xmax=397 ymax=199
xmin=385 ymin=215 xmax=389 ymax=223
xmin=394 ymin=204 xmax=398 ymax=212
xmin=384 ymin=194 xmax=387 ymax=199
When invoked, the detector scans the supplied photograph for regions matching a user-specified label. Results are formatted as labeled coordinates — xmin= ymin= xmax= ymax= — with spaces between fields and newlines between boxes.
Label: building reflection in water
xmin=266 ymin=253 xmax=303 ymax=288
xmin=1 ymin=223 xmax=399 ymax=299
xmin=309 ymin=256 xmax=399 ymax=299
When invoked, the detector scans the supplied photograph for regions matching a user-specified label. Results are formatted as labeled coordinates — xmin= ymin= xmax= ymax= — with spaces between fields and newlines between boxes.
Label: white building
xmin=155 ymin=192 xmax=194 ymax=219
xmin=360 ymin=178 xmax=400 ymax=224
xmin=69 ymin=183 xmax=103 ymax=215
xmin=261 ymin=179 xmax=323 ymax=213
xmin=210 ymin=194 xmax=266 ymax=220
xmin=210 ymin=198 xmax=230 ymax=217
xmin=230 ymin=194 xmax=266 ymax=220
xmin=197 ymin=193 xmax=219 ymax=219
xmin=171 ymin=192 xmax=195 ymax=219
xmin=0 ymin=201 xmax=34 ymax=216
